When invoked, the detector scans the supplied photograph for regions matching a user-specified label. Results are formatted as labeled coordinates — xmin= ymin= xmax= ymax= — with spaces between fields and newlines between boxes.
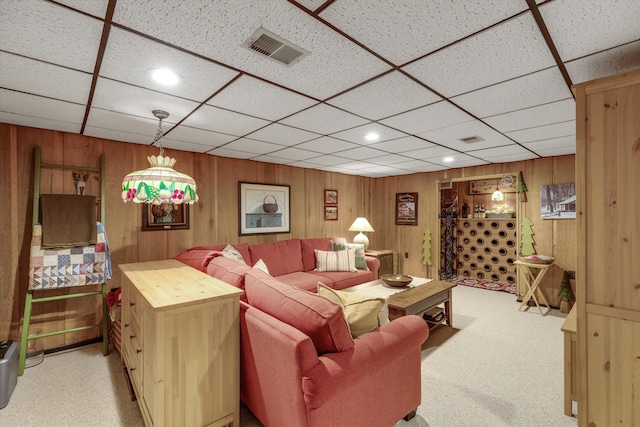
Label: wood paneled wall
xmin=0 ymin=123 xmax=575 ymax=351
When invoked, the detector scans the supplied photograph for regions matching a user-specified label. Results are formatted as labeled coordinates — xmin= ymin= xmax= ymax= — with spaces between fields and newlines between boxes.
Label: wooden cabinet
xmin=120 ymin=260 xmax=243 ymax=427
xmin=574 ymin=69 xmax=640 ymax=426
xmin=366 ymin=249 xmax=396 ymax=277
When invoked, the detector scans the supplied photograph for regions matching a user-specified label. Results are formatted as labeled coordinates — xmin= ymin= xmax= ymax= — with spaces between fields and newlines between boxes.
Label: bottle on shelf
xmin=461 ymin=202 xmax=469 ymax=218
xmin=480 ymin=204 xmax=485 ymax=218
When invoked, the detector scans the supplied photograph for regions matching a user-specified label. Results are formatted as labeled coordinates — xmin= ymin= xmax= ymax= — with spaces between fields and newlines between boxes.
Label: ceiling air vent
xmin=459 ymin=135 xmax=485 ymax=144
xmin=242 ymin=28 xmax=310 ymax=67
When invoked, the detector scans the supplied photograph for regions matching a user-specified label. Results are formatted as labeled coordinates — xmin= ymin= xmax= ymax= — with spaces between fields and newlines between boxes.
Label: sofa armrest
xmin=301 ymin=315 xmax=428 ymax=425
xmin=365 ymin=255 xmax=379 ymax=278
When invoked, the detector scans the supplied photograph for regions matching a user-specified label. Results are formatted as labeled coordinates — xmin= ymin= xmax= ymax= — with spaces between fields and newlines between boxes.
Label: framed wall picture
xmin=396 ymin=192 xmax=418 ymax=226
xmin=541 ymin=183 xmax=576 ymax=219
xmin=324 ymin=206 xmax=338 ymax=221
xmin=239 ymin=182 xmax=290 ymax=235
xmin=142 ymin=204 xmax=189 ymax=231
xmin=324 ymin=189 xmax=338 ymax=205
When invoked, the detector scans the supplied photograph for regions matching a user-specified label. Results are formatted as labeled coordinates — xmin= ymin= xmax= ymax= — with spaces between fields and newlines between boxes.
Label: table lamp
xmin=348 ymin=217 xmax=374 ymax=249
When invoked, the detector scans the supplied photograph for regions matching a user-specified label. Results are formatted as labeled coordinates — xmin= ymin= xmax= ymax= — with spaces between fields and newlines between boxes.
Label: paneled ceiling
xmin=1 ymin=0 xmax=639 ymax=177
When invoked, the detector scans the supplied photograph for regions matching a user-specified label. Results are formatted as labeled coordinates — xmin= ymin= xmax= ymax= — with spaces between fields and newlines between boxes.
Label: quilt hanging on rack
xmin=29 ymin=222 xmax=112 ymax=290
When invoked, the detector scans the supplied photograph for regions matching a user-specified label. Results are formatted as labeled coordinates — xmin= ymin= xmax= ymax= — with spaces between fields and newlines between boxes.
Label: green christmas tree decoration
xmin=422 ymin=227 xmax=432 ymax=266
xmin=516 ymin=171 xmax=528 ymax=202
xmin=520 ymin=217 xmax=536 ymax=256
xmin=558 ymin=270 xmax=575 ymax=313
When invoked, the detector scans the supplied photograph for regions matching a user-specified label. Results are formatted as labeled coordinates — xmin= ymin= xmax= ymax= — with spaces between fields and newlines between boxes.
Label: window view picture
xmin=239 ymin=182 xmax=290 ymax=235
xmin=541 ymin=183 xmax=576 ymax=219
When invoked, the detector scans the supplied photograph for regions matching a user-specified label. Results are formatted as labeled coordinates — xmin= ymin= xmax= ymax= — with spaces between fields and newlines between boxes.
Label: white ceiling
xmin=1 ymin=0 xmax=639 ymax=177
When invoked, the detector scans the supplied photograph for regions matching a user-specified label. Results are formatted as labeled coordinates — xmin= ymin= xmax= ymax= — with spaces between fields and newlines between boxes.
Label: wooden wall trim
xmin=586 ymin=303 xmax=640 ymax=323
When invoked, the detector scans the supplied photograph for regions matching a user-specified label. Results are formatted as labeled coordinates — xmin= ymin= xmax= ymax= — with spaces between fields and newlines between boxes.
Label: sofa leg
xmin=403 ymin=409 xmax=417 ymax=421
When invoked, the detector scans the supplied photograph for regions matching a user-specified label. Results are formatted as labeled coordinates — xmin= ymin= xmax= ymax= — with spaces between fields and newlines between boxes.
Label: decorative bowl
xmin=381 ymin=274 xmax=413 ymax=287
xmin=519 ymin=255 xmax=554 ymax=265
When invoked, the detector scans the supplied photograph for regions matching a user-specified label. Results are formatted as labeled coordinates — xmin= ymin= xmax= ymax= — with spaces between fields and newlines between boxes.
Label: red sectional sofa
xmin=175 ymin=238 xmax=429 ymax=427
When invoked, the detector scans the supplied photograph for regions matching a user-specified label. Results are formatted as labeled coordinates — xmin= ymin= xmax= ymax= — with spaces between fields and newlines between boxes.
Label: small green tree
xmin=520 ymin=217 xmax=536 ymax=256
xmin=517 ymin=171 xmax=528 ymax=202
xmin=422 ymin=227 xmax=432 ymax=266
xmin=558 ymin=270 xmax=575 ymax=313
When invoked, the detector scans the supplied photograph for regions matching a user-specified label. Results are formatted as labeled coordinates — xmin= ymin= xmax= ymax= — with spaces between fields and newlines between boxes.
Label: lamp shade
xmin=348 ymin=217 xmax=374 ymax=249
xmin=491 ymin=188 xmax=504 ymax=201
xmin=122 ymin=155 xmax=198 ymax=204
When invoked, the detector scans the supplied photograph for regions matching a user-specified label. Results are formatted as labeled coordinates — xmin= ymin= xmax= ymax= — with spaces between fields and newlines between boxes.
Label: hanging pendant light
xmin=121 ymin=110 xmax=198 ymax=204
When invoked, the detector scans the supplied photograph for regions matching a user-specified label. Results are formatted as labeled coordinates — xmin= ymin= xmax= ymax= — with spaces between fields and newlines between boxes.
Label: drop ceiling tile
xmin=467 ymin=144 xmax=532 ymax=159
xmin=389 ymin=159 xmax=437 ymax=170
xmin=532 ymin=146 xmax=576 ymax=157
xmin=267 ymin=147 xmax=320 ymax=161
xmin=380 ymin=101 xmax=475 ymax=135
xmin=523 ymin=135 xmax=575 ymax=153
xmin=55 ymin=0 xmax=109 ymax=17
xmin=478 ymin=152 xmax=539 ymax=163
xmin=92 ymin=78 xmax=200 ymax=122
xmin=294 ymin=136 xmax=359 ymax=154
xmin=404 ymin=13 xmax=556 ymax=97
xmin=293 ymin=0 xmax=327 ymax=12
xmin=0 ymin=112 xmax=81 ymax=134
xmin=320 ymin=0 xmax=527 ymax=64
xmin=209 ymin=76 xmax=318 ymax=121
xmin=359 ymin=165 xmax=413 ymax=177
xmin=221 ymin=138 xmax=286 ymax=155
xmin=245 ymin=123 xmax=321 ymax=146
xmin=0 ymin=90 xmax=85 ymax=126
xmin=335 ymin=146 xmax=389 ymax=160
xmin=540 ymin=0 xmax=640 ymax=62
xmin=506 ymin=121 xmax=575 ymax=144
xmin=0 ymin=0 xmax=103 ymax=72
xmin=565 ymin=39 xmax=640 ymax=85
xmin=0 ymin=52 xmax=92 ymax=104
xmin=451 ymin=67 xmax=573 ymax=118
xmin=401 ymin=146 xmax=458 ymax=160
xmin=400 ymin=162 xmax=449 ymax=173
xmin=113 ymin=0 xmax=391 ymax=99
xmin=327 ymin=71 xmax=442 ymax=120
xmin=85 ymin=108 xmax=163 ymax=143
xmin=165 ymin=126 xmax=237 ymax=148
xmin=207 ymin=147 xmax=255 ymax=160
xmin=483 ymin=99 xmax=575 ymax=133
xmin=251 ymin=154 xmax=293 ymax=165
xmin=181 ymin=105 xmax=270 ymax=136
xmin=84 ymin=126 xmax=153 ymax=145
xmin=157 ymin=138 xmax=216 ymax=154
xmin=369 ymin=136 xmax=436 ymax=153
xmin=424 ymin=153 xmax=490 ymax=168
xmin=330 ymin=123 xmax=407 ymax=144
xmin=338 ymin=160 xmax=378 ymax=170
xmin=417 ymin=120 xmax=515 ymax=151
xmin=366 ymin=154 xmax=413 ymax=165
xmin=280 ymin=104 xmax=369 ymax=134
xmin=100 ymin=28 xmax=241 ymax=102
xmin=303 ymin=155 xmax=351 ymax=166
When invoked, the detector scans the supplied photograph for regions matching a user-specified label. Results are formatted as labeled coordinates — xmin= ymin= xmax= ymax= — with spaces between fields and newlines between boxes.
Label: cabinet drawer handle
xmin=136 ymin=349 xmax=142 ymax=354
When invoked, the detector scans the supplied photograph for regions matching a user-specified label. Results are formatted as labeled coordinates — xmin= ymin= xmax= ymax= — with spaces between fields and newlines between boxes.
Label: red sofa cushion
xmin=206 ymin=256 xmax=252 ymax=301
xmin=300 ymin=238 xmax=332 ymax=271
xmin=244 ymin=268 xmax=354 ymax=354
xmin=174 ymin=249 xmax=220 ymax=272
xmin=248 ymin=238 xmax=304 ymax=277
xmin=188 ymin=243 xmax=251 ymax=264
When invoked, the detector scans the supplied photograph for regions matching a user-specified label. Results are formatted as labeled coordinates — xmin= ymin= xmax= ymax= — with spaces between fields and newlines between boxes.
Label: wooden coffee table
xmin=387 ymin=280 xmax=456 ymax=328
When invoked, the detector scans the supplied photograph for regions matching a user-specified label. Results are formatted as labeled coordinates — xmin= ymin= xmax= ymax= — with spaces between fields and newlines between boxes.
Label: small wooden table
xmin=387 ymin=280 xmax=456 ymax=328
xmin=514 ymin=260 xmax=554 ymax=316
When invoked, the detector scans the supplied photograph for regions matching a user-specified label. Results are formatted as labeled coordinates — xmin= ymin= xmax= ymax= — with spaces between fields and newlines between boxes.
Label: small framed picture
xmin=396 ymin=192 xmax=418 ymax=226
xmin=324 ymin=206 xmax=338 ymax=221
xmin=239 ymin=182 xmax=291 ymax=235
xmin=324 ymin=189 xmax=338 ymax=205
xmin=142 ymin=204 xmax=189 ymax=231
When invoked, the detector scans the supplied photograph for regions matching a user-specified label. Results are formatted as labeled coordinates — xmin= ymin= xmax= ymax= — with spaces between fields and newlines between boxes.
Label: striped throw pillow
xmin=314 ymin=248 xmax=357 ymax=272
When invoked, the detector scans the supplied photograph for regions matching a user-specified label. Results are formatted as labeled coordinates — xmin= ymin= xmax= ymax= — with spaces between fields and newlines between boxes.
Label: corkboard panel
xmin=0 ymin=125 xmax=17 ymax=339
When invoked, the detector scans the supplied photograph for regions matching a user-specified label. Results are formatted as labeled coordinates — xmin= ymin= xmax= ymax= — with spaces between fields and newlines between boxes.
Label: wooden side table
xmin=514 ymin=260 xmax=554 ymax=316
xmin=365 ymin=249 xmax=396 ymax=278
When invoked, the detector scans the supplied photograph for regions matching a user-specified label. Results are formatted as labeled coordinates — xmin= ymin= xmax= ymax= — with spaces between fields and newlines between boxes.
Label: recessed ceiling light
xmin=148 ymin=68 xmax=182 ymax=85
xmin=443 ymin=156 xmax=454 ymax=163
xmin=365 ymin=132 xmax=380 ymax=141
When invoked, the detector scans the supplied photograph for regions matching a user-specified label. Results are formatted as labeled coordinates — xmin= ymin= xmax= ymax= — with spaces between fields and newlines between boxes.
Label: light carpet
xmin=0 ymin=285 xmax=577 ymax=427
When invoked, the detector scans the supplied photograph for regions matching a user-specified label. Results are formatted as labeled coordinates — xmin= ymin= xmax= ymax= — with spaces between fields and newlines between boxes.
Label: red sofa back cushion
xmin=174 ymin=249 xmax=220 ymax=272
xmin=300 ymin=238 xmax=333 ymax=272
xmin=206 ymin=257 xmax=252 ymax=301
xmin=244 ymin=268 xmax=354 ymax=354
xmin=248 ymin=238 xmax=304 ymax=276
xmin=188 ymin=243 xmax=251 ymax=264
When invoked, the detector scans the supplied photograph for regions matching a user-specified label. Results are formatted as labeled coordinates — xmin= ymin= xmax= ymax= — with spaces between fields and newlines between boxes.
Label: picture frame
xmin=324 ymin=206 xmax=338 ymax=221
xmin=541 ymin=183 xmax=576 ymax=219
xmin=142 ymin=203 xmax=189 ymax=231
xmin=324 ymin=189 xmax=338 ymax=205
xmin=239 ymin=182 xmax=290 ymax=235
xmin=396 ymin=192 xmax=418 ymax=226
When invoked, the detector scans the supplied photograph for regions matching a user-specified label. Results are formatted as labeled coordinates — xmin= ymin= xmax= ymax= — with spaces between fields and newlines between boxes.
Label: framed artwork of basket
xmin=239 ymin=182 xmax=290 ymax=235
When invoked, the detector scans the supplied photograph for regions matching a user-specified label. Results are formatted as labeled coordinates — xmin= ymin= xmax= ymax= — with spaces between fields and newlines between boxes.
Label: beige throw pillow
xmin=317 ymin=282 xmax=385 ymax=337
xmin=222 ymin=244 xmax=246 ymax=264
xmin=314 ymin=248 xmax=357 ymax=272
